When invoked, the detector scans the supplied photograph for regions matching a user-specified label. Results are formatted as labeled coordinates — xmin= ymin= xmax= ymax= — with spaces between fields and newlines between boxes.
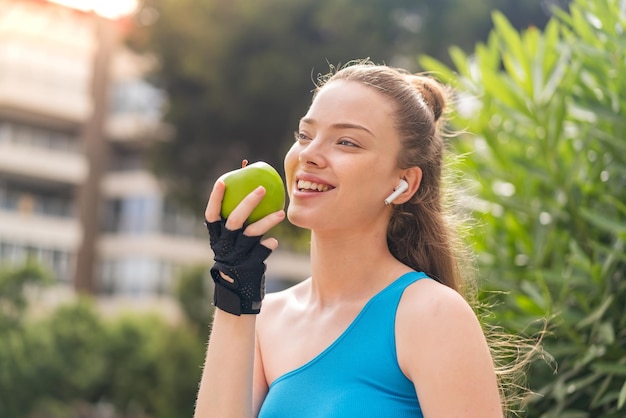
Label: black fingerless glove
xmin=205 ymin=219 xmax=272 ymax=315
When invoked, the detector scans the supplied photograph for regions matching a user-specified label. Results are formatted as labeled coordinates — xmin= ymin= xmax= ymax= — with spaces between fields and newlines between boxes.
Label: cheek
xmin=284 ymin=143 xmax=299 ymax=185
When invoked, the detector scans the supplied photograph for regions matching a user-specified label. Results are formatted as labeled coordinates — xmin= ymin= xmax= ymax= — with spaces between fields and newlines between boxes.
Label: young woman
xmin=195 ymin=61 xmax=504 ymax=417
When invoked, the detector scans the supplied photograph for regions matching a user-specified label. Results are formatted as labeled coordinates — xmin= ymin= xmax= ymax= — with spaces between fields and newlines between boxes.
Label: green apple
xmin=219 ymin=161 xmax=286 ymax=224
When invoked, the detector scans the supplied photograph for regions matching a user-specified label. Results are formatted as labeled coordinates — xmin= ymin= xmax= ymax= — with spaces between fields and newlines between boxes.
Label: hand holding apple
xmin=218 ymin=160 xmax=286 ymax=224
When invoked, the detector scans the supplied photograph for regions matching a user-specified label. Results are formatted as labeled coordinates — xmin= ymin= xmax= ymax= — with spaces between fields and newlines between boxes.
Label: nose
xmin=298 ymin=136 xmax=326 ymax=168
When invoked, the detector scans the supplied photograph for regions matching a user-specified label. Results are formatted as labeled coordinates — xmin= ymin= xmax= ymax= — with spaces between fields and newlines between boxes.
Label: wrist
xmin=212 ymin=273 xmax=264 ymax=316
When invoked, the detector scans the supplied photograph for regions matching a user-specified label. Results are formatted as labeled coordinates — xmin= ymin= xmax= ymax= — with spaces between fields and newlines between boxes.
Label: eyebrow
xmin=300 ymin=118 xmax=374 ymax=136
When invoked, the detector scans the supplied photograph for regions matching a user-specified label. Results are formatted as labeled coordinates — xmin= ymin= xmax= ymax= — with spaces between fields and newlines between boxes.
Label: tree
xmin=0 ymin=263 xmax=205 ymax=418
xmin=174 ymin=265 xmax=214 ymax=338
xmin=0 ymin=262 xmax=50 ymax=417
xmin=0 ymin=261 xmax=50 ymax=330
xmin=420 ymin=0 xmax=626 ymax=415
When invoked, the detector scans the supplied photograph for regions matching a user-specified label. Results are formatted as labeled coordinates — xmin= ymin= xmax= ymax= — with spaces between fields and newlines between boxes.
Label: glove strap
xmin=211 ymin=269 xmax=264 ymax=316
xmin=213 ymin=282 xmax=243 ymax=316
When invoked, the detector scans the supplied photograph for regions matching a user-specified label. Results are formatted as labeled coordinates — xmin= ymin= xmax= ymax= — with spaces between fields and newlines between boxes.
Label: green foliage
xmin=97 ymin=313 xmax=204 ymax=418
xmin=0 ymin=268 xmax=205 ymax=418
xmin=0 ymin=261 xmax=51 ymax=330
xmin=174 ymin=265 xmax=214 ymax=336
xmin=27 ymin=301 xmax=109 ymax=412
xmin=420 ymin=0 xmax=626 ymax=416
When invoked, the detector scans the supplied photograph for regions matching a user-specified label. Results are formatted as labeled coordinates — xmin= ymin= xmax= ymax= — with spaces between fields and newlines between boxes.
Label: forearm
xmin=194 ymin=309 xmax=257 ymax=418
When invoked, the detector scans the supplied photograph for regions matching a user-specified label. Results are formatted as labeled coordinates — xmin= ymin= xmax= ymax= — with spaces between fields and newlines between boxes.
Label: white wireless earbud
xmin=384 ymin=179 xmax=409 ymax=205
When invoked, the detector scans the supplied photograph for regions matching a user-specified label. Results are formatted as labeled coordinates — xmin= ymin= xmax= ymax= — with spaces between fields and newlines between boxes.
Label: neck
xmin=307 ymin=223 xmax=409 ymax=307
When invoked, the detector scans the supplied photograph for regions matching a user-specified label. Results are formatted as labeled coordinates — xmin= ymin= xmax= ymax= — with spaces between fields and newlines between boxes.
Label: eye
xmin=337 ymin=138 xmax=359 ymax=147
xmin=294 ymin=131 xmax=311 ymax=142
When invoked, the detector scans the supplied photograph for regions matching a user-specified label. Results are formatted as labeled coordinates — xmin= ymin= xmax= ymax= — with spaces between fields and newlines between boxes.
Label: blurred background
xmin=1 ymin=0 xmax=624 ymax=417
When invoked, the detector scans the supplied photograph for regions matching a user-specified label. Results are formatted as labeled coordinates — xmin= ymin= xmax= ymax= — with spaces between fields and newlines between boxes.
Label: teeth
xmin=297 ymin=180 xmax=331 ymax=192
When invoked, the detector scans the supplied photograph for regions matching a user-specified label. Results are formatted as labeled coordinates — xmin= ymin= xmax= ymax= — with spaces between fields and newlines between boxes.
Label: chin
xmin=286 ymin=209 xmax=307 ymax=229
xmin=286 ymin=206 xmax=319 ymax=230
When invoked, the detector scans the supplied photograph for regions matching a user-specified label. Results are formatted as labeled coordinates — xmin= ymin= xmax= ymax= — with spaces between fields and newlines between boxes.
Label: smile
xmin=297 ymin=180 xmax=333 ymax=192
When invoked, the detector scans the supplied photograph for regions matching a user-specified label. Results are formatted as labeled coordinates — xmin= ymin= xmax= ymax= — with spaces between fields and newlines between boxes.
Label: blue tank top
xmin=258 ymin=271 xmax=428 ymax=418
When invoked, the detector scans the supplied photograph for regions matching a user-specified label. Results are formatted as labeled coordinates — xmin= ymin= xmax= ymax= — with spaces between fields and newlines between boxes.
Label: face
xmin=284 ymin=80 xmax=404 ymax=233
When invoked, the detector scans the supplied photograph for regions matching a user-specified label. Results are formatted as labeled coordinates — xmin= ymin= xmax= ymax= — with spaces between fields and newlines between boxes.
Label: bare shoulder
xmin=396 ymin=278 xmax=503 ymax=417
xmin=396 ymin=278 xmax=485 ymax=363
xmin=398 ymin=278 xmax=478 ymax=328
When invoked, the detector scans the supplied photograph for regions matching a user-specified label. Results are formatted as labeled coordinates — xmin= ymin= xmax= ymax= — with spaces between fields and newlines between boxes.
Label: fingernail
xmin=255 ymin=186 xmax=266 ymax=194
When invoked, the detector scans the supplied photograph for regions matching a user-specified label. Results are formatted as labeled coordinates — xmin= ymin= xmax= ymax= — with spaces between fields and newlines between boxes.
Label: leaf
xmin=592 ymin=363 xmax=626 ymax=376
xmin=521 ymin=280 xmax=547 ymax=310
xmin=576 ymin=295 xmax=613 ymax=329
xmin=619 ymin=379 xmax=626 ymax=409
xmin=502 ymin=52 xmax=528 ymax=93
xmin=492 ymin=11 xmax=526 ymax=74
xmin=590 ymin=374 xmax=613 ymax=408
xmin=558 ymin=412 xmax=590 ymax=418
xmin=580 ymin=208 xmax=626 ymax=235
xmin=542 ymin=19 xmax=561 ymax=71
xmin=417 ymin=55 xmax=457 ymax=85
xmin=481 ymin=69 xmax=529 ymax=114
xmin=480 ymin=31 xmax=501 ymax=70
xmin=570 ymin=5 xmax=599 ymax=44
xmin=538 ymin=46 xmax=569 ymax=105
xmin=448 ymin=46 xmax=471 ymax=78
xmin=597 ymin=322 xmax=615 ymax=345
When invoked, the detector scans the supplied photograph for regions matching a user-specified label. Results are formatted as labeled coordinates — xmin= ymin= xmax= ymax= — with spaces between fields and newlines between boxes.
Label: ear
xmin=393 ymin=166 xmax=422 ymax=205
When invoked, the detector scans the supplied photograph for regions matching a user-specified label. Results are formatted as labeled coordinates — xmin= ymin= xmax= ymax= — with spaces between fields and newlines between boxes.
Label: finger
xmin=219 ymin=271 xmax=235 ymax=283
xmin=260 ymin=237 xmax=279 ymax=251
xmin=243 ymin=210 xmax=286 ymax=237
xmin=224 ymin=186 xmax=267 ymax=231
xmin=205 ymin=180 xmax=226 ymax=222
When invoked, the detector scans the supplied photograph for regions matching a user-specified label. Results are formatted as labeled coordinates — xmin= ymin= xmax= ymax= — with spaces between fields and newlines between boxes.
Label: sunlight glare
xmin=47 ymin=0 xmax=139 ymax=19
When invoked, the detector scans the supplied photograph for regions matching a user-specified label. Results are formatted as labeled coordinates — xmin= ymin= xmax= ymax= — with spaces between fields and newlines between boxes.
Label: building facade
xmin=0 ymin=0 xmax=92 ymax=288
xmin=0 ymin=0 xmax=310 ymax=301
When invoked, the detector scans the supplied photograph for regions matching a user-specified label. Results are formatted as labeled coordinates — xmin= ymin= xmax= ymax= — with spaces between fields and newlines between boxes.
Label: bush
xmin=0 ymin=264 xmax=205 ymax=418
xmin=420 ymin=0 xmax=626 ymax=416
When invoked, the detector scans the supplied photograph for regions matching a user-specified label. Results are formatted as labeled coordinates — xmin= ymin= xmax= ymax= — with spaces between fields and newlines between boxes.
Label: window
xmin=102 ymin=196 xmax=160 ymax=234
xmin=109 ymin=79 xmax=165 ymax=122
xmin=0 ymin=240 xmax=72 ymax=282
xmin=0 ymin=121 xmax=11 ymax=143
xmin=0 ymin=120 xmax=79 ymax=152
xmin=99 ymin=257 xmax=176 ymax=297
xmin=0 ymin=181 xmax=73 ymax=218
xmin=161 ymin=199 xmax=205 ymax=238
xmin=108 ymin=144 xmax=144 ymax=171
